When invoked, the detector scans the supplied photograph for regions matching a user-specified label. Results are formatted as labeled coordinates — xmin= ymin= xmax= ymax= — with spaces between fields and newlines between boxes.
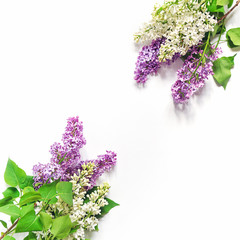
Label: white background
xmin=0 ymin=1 xmax=240 ymax=239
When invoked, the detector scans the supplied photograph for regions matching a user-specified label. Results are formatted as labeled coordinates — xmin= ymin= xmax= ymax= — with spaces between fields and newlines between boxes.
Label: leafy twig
xmin=0 ymin=219 xmax=19 ymax=240
xmin=217 ymin=0 xmax=240 ymax=24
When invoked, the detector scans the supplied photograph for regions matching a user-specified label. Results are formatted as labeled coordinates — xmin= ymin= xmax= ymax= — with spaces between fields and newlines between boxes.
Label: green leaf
xmin=19 ymin=192 xmax=42 ymax=207
xmin=0 ymin=197 xmax=13 ymax=207
xmin=15 ymin=210 xmax=43 ymax=232
xmin=23 ymin=232 xmax=37 ymax=240
xmin=0 ymin=220 xmax=7 ymax=228
xmin=226 ymin=28 xmax=240 ymax=48
xmin=10 ymin=215 xmax=18 ymax=224
xmin=56 ymin=182 xmax=73 ymax=206
xmin=99 ymin=198 xmax=119 ymax=217
xmin=51 ymin=215 xmax=72 ymax=239
xmin=69 ymin=221 xmax=80 ymax=234
xmin=40 ymin=212 xmax=52 ymax=230
xmin=38 ymin=181 xmax=58 ymax=204
xmin=212 ymin=25 xmax=220 ymax=38
xmin=21 ymin=176 xmax=34 ymax=189
xmin=69 ymin=227 xmax=79 ymax=234
xmin=3 ymin=187 xmax=19 ymax=199
xmin=217 ymin=0 xmax=229 ymax=6
xmin=69 ymin=222 xmax=80 ymax=234
xmin=208 ymin=0 xmax=225 ymax=12
xmin=3 ymin=236 xmax=16 ymax=240
xmin=23 ymin=187 xmax=35 ymax=195
xmin=213 ymin=55 xmax=236 ymax=89
xmin=0 ymin=204 xmax=20 ymax=218
xmin=20 ymin=204 xmax=35 ymax=217
xmin=95 ymin=224 xmax=99 ymax=231
xmin=228 ymin=0 xmax=233 ymax=7
xmin=4 ymin=159 xmax=27 ymax=188
xmin=48 ymin=197 xmax=58 ymax=204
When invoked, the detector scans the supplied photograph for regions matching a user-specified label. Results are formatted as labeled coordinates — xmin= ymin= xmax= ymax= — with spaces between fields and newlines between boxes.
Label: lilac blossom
xmin=85 ymin=151 xmax=117 ymax=189
xmin=50 ymin=116 xmax=86 ymax=165
xmin=33 ymin=117 xmax=117 ymax=189
xmin=134 ymin=38 xmax=180 ymax=84
xmin=134 ymin=38 xmax=164 ymax=84
xmin=32 ymin=162 xmax=66 ymax=187
xmin=171 ymin=45 xmax=222 ymax=104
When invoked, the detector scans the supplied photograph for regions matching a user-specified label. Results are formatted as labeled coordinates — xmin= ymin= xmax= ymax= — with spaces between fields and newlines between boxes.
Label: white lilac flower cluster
xmin=35 ymin=163 xmax=110 ymax=240
xmin=134 ymin=0 xmax=216 ymax=62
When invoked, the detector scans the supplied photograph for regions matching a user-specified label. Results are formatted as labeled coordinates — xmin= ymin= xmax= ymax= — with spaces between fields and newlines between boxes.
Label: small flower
xmin=134 ymin=38 xmax=179 ymax=84
xmin=85 ymin=151 xmax=117 ymax=189
xmin=171 ymin=80 xmax=193 ymax=103
xmin=134 ymin=38 xmax=164 ymax=84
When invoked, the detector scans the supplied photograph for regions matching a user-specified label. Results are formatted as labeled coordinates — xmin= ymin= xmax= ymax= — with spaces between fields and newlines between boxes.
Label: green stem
xmin=214 ymin=21 xmax=225 ymax=50
xmin=189 ymin=32 xmax=211 ymax=81
xmin=211 ymin=39 xmax=227 ymax=45
xmin=0 ymin=219 xmax=19 ymax=240
xmin=58 ymin=153 xmax=67 ymax=164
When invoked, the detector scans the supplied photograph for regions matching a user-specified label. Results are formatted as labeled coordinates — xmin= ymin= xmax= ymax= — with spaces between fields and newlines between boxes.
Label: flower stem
xmin=0 ymin=219 xmax=19 ymax=240
xmin=214 ymin=21 xmax=225 ymax=51
xmin=189 ymin=32 xmax=211 ymax=81
xmin=217 ymin=0 xmax=240 ymax=24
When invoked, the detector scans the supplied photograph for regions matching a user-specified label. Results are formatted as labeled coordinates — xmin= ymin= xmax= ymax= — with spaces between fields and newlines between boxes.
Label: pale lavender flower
xmin=171 ymin=45 xmax=222 ymax=103
xmin=62 ymin=116 xmax=86 ymax=151
xmin=33 ymin=117 xmax=86 ymax=187
xmin=33 ymin=162 xmax=65 ymax=187
xmin=50 ymin=116 xmax=86 ymax=165
xmin=171 ymin=80 xmax=193 ymax=104
xmin=33 ymin=117 xmax=117 ymax=189
xmin=85 ymin=151 xmax=117 ymax=189
xmin=134 ymin=38 xmax=163 ymax=84
xmin=134 ymin=38 xmax=179 ymax=84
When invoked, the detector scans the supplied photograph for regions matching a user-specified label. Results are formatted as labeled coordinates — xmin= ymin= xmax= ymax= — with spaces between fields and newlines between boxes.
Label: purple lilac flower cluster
xmin=50 ymin=117 xmax=86 ymax=172
xmin=32 ymin=162 xmax=65 ymax=186
xmin=33 ymin=117 xmax=116 ymax=189
xmin=134 ymin=38 xmax=164 ymax=84
xmin=134 ymin=38 xmax=179 ymax=84
xmin=86 ymin=151 xmax=117 ymax=189
xmin=171 ymin=45 xmax=222 ymax=103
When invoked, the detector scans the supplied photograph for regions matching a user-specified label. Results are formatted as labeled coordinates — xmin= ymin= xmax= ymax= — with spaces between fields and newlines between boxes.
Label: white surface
xmin=0 ymin=1 xmax=240 ymax=239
